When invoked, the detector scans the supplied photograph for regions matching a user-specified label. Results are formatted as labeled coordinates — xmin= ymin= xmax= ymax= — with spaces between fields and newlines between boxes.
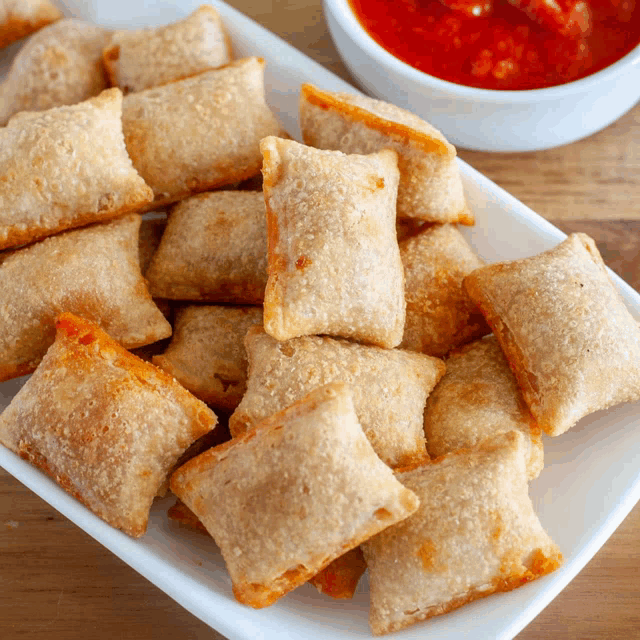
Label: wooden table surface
xmin=1 ymin=2 xmax=639 ymax=639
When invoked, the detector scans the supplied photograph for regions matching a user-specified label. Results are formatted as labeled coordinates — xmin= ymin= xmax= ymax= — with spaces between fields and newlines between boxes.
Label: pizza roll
xmin=146 ymin=191 xmax=267 ymax=303
xmin=261 ymin=136 xmax=405 ymax=347
xmin=122 ymin=58 xmax=283 ymax=210
xmin=171 ymin=382 xmax=420 ymax=608
xmin=362 ymin=431 xmax=562 ymax=635
xmin=167 ymin=496 xmax=366 ymax=599
xmin=0 ymin=313 xmax=218 ymax=537
xmin=464 ymin=233 xmax=640 ymax=436
xmin=299 ymin=84 xmax=472 ymax=224
xmin=0 ymin=214 xmax=171 ymax=382
xmin=424 ymin=336 xmax=543 ymax=479
xmin=153 ymin=305 xmax=263 ymax=410
xmin=400 ymin=224 xmax=490 ymax=357
xmin=103 ymin=5 xmax=231 ymax=94
xmin=0 ymin=88 xmax=153 ymax=251
xmin=0 ymin=0 xmax=61 ymax=49
xmin=0 ymin=19 xmax=110 ymax=126
xmin=229 ymin=327 xmax=445 ymax=468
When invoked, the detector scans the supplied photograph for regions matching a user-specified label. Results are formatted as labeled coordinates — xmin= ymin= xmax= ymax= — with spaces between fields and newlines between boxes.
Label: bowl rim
xmin=324 ymin=0 xmax=640 ymax=103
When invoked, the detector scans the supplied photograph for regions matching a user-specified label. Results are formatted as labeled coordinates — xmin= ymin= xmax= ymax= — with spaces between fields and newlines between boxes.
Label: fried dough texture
xmin=0 ymin=88 xmax=153 ymax=250
xmin=362 ymin=431 xmax=562 ymax=635
xmin=171 ymin=383 xmax=419 ymax=608
xmin=400 ymin=223 xmax=489 ymax=357
xmin=146 ymin=190 xmax=267 ymax=303
xmin=423 ymin=336 xmax=543 ymax=479
xmin=299 ymin=84 xmax=472 ymax=224
xmin=0 ymin=313 xmax=217 ymax=537
xmin=464 ymin=233 xmax=640 ymax=436
xmin=0 ymin=214 xmax=171 ymax=382
xmin=229 ymin=327 xmax=445 ymax=468
xmin=153 ymin=305 xmax=262 ymax=410
xmin=0 ymin=0 xmax=61 ymax=49
xmin=122 ymin=58 xmax=282 ymax=209
xmin=103 ymin=5 xmax=231 ymax=93
xmin=261 ymin=136 xmax=405 ymax=347
xmin=0 ymin=19 xmax=110 ymax=125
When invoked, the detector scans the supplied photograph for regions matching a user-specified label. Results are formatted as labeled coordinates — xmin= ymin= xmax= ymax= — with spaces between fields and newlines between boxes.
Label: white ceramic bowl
xmin=323 ymin=0 xmax=640 ymax=152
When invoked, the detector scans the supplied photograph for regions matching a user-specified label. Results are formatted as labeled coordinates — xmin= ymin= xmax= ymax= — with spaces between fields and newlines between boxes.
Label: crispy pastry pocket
xmin=167 ymin=498 xmax=367 ymax=600
xmin=122 ymin=58 xmax=283 ymax=209
xmin=103 ymin=5 xmax=231 ymax=93
xmin=0 ymin=313 xmax=218 ymax=537
xmin=362 ymin=431 xmax=562 ymax=635
xmin=464 ymin=233 xmax=640 ymax=436
xmin=229 ymin=327 xmax=445 ymax=468
xmin=0 ymin=0 xmax=62 ymax=49
xmin=146 ymin=190 xmax=267 ymax=303
xmin=400 ymin=223 xmax=489 ymax=357
xmin=0 ymin=88 xmax=153 ymax=250
xmin=424 ymin=336 xmax=543 ymax=479
xmin=299 ymin=84 xmax=472 ymax=224
xmin=171 ymin=382 xmax=419 ymax=608
xmin=0 ymin=19 xmax=110 ymax=126
xmin=0 ymin=214 xmax=171 ymax=382
xmin=153 ymin=305 xmax=263 ymax=410
xmin=261 ymin=136 xmax=405 ymax=347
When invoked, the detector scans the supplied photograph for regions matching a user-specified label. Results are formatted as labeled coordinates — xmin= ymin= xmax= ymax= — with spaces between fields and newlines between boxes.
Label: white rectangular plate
xmin=1 ymin=1 xmax=640 ymax=639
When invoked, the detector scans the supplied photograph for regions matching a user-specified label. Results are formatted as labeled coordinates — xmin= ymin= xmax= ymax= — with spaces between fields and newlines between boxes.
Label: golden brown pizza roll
xmin=145 ymin=191 xmax=267 ymax=303
xmin=229 ymin=326 xmax=445 ymax=468
xmin=0 ymin=0 xmax=61 ymax=49
xmin=362 ymin=431 xmax=562 ymax=635
xmin=171 ymin=382 xmax=420 ymax=608
xmin=299 ymin=84 xmax=472 ymax=225
xmin=0 ymin=19 xmax=110 ymax=126
xmin=0 ymin=313 xmax=218 ymax=538
xmin=103 ymin=5 xmax=231 ymax=94
xmin=261 ymin=136 xmax=405 ymax=348
xmin=167 ymin=496 xmax=366 ymax=600
xmin=423 ymin=336 xmax=543 ymax=479
xmin=153 ymin=305 xmax=262 ymax=411
xmin=122 ymin=58 xmax=283 ymax=210
xmin=0 ymin=88 xmax=153 ymax=251
xmin=400 ymin=223 xmax=490 ymax=357
xmin=0 ymin=214 xmax=171 ymax=382
xmin=464 ymin=233 xmax=640 ymax=436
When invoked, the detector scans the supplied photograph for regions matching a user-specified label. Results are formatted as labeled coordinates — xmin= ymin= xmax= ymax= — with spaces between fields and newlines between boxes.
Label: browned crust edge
xmin=0 ymin=6 xmax=63 ymax=50
xmin=301 ymin=84 xmax=452 ymax=158
xmin=0 ymin=194 xmax=154 ymax=252
xmin=137 ymin=164 xmax=268 ymax=214
xmin=371 ymin=547 xmax=563 ymax=635
xmin=463 ymin=272 xmax=547 ymax=433
xmin=16 ymin=442 xmax=147 ymax=538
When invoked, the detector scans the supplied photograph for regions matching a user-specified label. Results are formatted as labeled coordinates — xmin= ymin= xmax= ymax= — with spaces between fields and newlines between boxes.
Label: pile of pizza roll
xmin=1 ymin=5 xmax=640 ymax=636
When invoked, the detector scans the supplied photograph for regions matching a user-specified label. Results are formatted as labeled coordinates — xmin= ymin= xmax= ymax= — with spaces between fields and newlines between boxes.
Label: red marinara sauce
xmin=348 ymin=0 xmax=640 ymax=90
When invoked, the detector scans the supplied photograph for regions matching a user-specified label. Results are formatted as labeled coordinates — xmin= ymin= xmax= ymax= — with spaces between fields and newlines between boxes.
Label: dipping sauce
xmin=348 ymin=0 xmax=640 ymax=90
